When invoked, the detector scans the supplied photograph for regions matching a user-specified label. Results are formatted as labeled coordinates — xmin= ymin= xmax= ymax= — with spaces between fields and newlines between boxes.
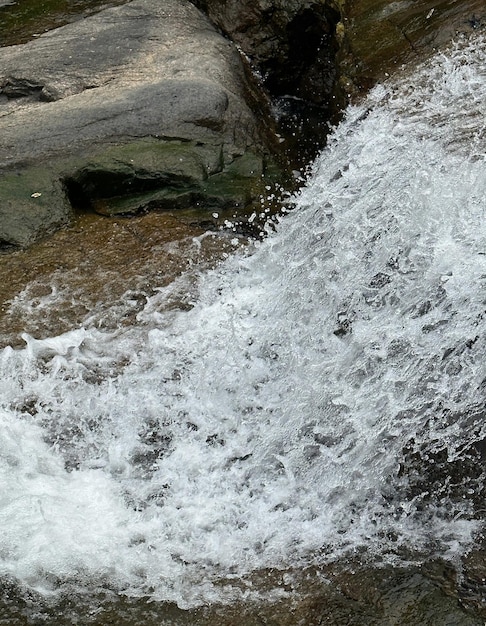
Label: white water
xmin=2 ymin=36 xmax=486 ymax=608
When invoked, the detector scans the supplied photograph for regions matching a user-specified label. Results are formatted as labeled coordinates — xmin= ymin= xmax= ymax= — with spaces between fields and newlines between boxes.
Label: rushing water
xmin=2 ymin=34 xmax=486 ymax=618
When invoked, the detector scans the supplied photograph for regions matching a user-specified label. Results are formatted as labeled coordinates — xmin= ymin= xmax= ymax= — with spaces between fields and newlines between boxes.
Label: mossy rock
xmin=63 ymin=140 xmax=278 ymax=217
xmin=86 ymin=170 xmax=270 ymax=216
xmin=0 ymin=140 xmax=281 ymax=245
xmin=0 ymin=167 xmax=71 ymax=248
xmin=342 ymin=0 xmax=486 ymax=91
xmin=66 ymin=139 xmax=225 ymax=204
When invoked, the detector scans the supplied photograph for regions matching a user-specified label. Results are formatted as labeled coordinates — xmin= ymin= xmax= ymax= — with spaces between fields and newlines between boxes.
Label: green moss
xmin=60 ymin=140 xmax=281 ymax=217
xmin=0 ymin=0 xmax=126 ymax=46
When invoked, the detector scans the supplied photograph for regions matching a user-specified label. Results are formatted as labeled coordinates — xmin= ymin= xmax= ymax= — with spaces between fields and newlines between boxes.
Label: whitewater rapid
xmin=1 ymin=35 xmax=486 ymax=607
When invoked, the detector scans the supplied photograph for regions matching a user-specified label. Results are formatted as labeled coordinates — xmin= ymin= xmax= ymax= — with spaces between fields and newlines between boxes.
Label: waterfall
xmin=1 ymin=35 xmax=486 ymax=608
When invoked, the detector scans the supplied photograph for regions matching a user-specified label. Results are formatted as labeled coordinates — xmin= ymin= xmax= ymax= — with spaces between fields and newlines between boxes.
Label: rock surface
xmin=341 ymin=0 xmax=486 ymax=94
xmin=194 ymin=0 xmax=486 ymax=162
xmin=0 ymin=0 xmax=278 ymax=247
xmin=192 ymin=0 xmax=341 ymax=164
xmin=192 ymin=0 xmax=340 ymax=104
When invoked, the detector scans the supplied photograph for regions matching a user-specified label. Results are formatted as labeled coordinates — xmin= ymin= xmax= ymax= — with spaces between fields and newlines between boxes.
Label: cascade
xmin=1 ymin=35 xmax=486 ymax=611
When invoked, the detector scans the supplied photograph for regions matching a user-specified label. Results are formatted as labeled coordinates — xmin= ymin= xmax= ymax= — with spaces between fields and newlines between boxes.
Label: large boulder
xmin=0 ymin=0 xmax=279 ymax=247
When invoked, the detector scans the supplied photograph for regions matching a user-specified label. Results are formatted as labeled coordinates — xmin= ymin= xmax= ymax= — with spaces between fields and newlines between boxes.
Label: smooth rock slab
xmin=0 ymin=0 xmax=274 ymax=247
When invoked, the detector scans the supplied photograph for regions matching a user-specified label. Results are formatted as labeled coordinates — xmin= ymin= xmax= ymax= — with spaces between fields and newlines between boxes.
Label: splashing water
xmin=2 ymin=36 xmax=486 ymax=608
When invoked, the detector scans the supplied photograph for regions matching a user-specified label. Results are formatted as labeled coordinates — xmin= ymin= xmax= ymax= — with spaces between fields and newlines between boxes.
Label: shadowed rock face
xmin=192 ymin=0 xmax=340 ymax=102
xmin=192 ymin=0 xmax=341 ymax=165
xmin=193 ymin=0 xmax=486 ymax=163
xmin=0 ymin=0 xmax=280 ymax=248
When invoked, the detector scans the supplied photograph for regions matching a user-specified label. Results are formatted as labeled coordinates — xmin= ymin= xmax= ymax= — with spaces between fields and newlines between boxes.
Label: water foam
xmin=1 ymin=36 xmax=486 ymax=607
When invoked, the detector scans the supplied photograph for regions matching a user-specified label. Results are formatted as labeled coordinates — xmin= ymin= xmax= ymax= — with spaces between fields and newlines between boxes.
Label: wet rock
xmin=63 ymin=139 xmax=270 ymax=216
xmin=0 ymin=0 xmax=280 ymax=247
xmin=193 ymin=0 xmax=486 ymax=164
xmin=339 ymin=0 xmax=486 ymax=94
xmin=192 ymin=0 xmax=340 ymax=103
xmin=64 ymin=139 xmax=222 ymax=215
xmin=0 ymin=563 xmax=482 ymax=625
xmin=192 ymin=0 xmax=341 ymax=165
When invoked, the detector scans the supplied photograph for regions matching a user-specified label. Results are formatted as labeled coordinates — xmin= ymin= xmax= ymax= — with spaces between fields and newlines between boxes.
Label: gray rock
xmin=0 ymin=0 xmax=277 ymax=247
xmin=0 ymin=81 xmax=233 ymax=168
xmin=0 ymin=168 xmax=71 ymax=248
xmin=0 ymin=0 xmax=263 ymax=159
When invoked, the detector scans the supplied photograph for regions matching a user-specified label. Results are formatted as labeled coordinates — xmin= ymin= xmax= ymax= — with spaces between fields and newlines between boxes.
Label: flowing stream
xmin=2 ymin=33 xmax=486 ymax=622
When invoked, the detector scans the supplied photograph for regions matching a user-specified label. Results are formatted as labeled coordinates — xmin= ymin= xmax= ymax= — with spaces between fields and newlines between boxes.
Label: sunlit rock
xmin=0 ymin=0 xmax=279 ymax=247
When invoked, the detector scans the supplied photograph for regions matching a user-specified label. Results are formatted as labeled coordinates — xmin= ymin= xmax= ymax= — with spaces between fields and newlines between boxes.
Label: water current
xmin=2 ymin=34 xmax=486 ymax=619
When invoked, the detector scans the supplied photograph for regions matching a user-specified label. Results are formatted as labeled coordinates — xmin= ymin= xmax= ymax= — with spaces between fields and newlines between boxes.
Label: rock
xmin=192 ymin=0 xmax=341 ymax=165
xmin=192 ymin=0 xmax=340 ymax=102
xmin=0 ymin=167 xmax=71 ymax=249
xmin=0 ymin=0 xmax=280 ymax=248
xmin=194 ymin=0 xmax=486 ymax=99
xmin=338 ymin=0 xmax=486 ymax=93
xmin=63 ymin=139 xmax=269 ymax=216
xmin=193 ymin=0 xmax=486 ymax=163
